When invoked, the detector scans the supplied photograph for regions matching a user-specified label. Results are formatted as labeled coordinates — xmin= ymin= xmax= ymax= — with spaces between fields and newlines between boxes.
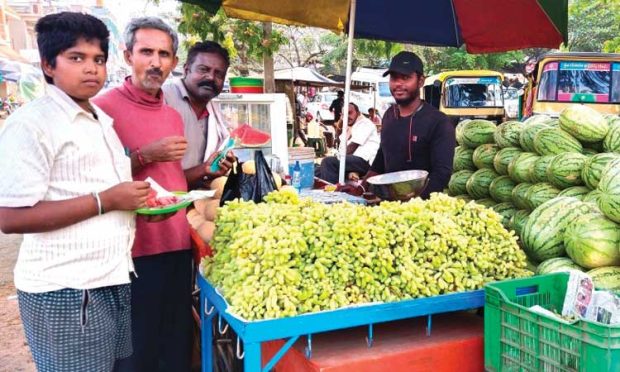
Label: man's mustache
xmin=146 ymin=68 xmax=163 ymax=77
xmin=198 ymin=80 xmax=218 ymax=91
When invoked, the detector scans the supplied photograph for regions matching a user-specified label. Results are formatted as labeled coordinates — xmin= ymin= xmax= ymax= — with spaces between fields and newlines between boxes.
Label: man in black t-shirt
xmin=362 ymin=52 xmax=455 ymax=199
xmin=329 ymin=90 xmax=345 ymax=122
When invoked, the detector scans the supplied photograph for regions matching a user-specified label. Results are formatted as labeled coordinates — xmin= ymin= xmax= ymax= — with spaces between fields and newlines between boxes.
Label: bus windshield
xmin=537 ymin=61 xmax=620 ymax=103
xmin=444 ymin=77 xmax=503 ymax=108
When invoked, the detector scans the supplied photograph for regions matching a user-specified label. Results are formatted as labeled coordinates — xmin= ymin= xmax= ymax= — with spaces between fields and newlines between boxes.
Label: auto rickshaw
xmin=421 ymin=70 xmax=506 ymax=125
xmin=524 ymin=52 xmax=620 ymax=118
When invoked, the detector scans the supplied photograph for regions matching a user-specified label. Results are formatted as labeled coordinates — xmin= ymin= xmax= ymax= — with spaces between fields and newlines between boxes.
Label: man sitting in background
xmin=319 ymin=102 xmax=380 ymax=183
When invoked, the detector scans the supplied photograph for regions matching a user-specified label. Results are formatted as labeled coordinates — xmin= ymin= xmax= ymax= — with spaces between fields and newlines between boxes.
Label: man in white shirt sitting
xmin=319 ymin=102 xmax=380 ymax=183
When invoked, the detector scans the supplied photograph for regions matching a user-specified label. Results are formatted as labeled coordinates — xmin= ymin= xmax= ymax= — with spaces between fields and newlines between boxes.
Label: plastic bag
xmin=220 ymin=150 xmax=277 ymax=206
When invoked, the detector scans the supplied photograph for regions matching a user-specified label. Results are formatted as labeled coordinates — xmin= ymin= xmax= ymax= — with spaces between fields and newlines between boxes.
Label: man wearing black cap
xmin=363 ymin=51 xmax=455 ymax=199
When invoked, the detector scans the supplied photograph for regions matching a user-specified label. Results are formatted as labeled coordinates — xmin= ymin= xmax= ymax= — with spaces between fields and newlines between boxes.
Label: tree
xmin=566 ymin=0 xmax=620 ymax=52
xmin=177 ymin=4 xmax=286 ymax=77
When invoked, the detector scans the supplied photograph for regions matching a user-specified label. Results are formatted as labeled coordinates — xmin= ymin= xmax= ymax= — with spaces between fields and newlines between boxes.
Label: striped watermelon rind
xmin=509 ymin=209 xmax=529 ymax=237
xmin=472 ymin=144 xmax=499 ymax=170
xmin=582 ymin=153 xmax=620 ymax=190
xmin=465 ymin=168 xmax=499 ymax=199
xmin=533 ymin=128 xmax=583 ymax=156
xmin=537 ymin=257 xmax=584 ymax=275
xmin=584 ymin=190 xmax=604 ymax=206
xmin=489 ymin=176 xmax=517 ymax=203
xmin=461 ymin=120 xmax=496 ymax=148
xmin=491 ymin=202 xmax=518 ymax=228
xmin=523 ymin=115 xmax=551 ymax=126
xmin=529 ymin=155 xmax=555 ymax=184
xmin=512 ymin=183 xmax=534 ymax=210
xmin=597 ymin=158 xmax=620 ymax=223
xmin=475 ymin=198 xmax=496 ymax=208
xmin=519 ymin=123 xmax=549 ymax=152
xmin=453 ymin=146 xmax=476 ymax=171
xmin=494 ymin=121 xmax=523 ymax=148
xmin=520 ymin=197 xmax=592 ymax=262
xmin=565 ymin=212 xmax=620 ymax=269
xmin=546 ymin=152 xmax=588 ymax=189
xmin=559 ymin=104 xmax=609 ymax=143
xmin=493 ymin=147 xmax=522 ymax=176
xmin=455 ymin=119 xmax=471 ymax=146
xmin=603 ymin=119 xmax=620 ymax=153
xmin=508 ymin=153 xmax=539 ymax=183
xmin=582 ymin=148 xmax=598 ymax=156
xmin=524 ymin=182 xmax=561 ymax=210
xmin=557 ymin=186 xmax=591 ymax=200
xmin=448 ymin=170 xmax=474 ymax=196
xmin=587 ymin=266 xmax=620 ymax=293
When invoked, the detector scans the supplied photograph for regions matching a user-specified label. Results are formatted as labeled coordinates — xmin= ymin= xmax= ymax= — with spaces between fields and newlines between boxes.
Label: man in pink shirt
xmin=94 ymin=17 xmax=193 ymax=371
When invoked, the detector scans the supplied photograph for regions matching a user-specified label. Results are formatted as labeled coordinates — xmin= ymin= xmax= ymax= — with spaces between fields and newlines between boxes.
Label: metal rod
xmin=304 ymin=334 xmax=313 ymax=359
xmin=366 ymin=323 xmax=374 ymax=347
xmin=262 ymin=335 xmax=300 ymax=371
xmin=426 ymin=314 xmax=432 ymax=336
xmin=337 ymin=0 xmax=357 ymax=184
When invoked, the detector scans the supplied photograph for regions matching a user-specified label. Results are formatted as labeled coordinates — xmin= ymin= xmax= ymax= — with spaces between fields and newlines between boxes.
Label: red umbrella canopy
xmin=182 ymin=0 xmax=568 ymax=53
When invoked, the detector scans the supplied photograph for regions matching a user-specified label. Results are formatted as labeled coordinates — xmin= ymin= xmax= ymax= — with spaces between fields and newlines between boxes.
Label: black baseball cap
xmin=383 ymin=51 xmax=424 ymax=77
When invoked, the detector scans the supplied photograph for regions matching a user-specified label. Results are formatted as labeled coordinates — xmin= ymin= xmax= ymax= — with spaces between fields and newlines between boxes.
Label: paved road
xmin=0 ymin=232 xmax=35 ymax=372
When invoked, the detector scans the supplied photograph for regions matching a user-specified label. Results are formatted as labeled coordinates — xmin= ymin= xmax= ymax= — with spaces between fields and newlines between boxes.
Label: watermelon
xmin=489 ymin=176 xmax=517 ymax=203
xmin=587 ymin=267 xmax=620 ymax=293
xmin=472 ymin=144 xmax=499 ymax=169
xmin=546 ymin=152 xmax=588 ymax=189
xmin=520 ymin=197 xmax=593 ymax=262
xmin=475 ymin=198 xmax=496 ymax=208
xmin=582 ymin=148 xmax=598 ymax=156
xmin=230 ymin=124 xmax=271 ymax=146
xmin=494 ymin=121 xmax=523 ymax=148
xmin=533 ymin=128 xmax=583 ymax=156
xmin=524 ymin=183 xmax=561 ymax=210
xmin=537 ymin=257 xmax=584 ymax=274
xmin=584 ymin=190 xmax=604 ymax=205
xmin=582 ymin=153 xmax=620 ymax=190
xmin=509 ymin=210 xmax=529 ymax=237
xmin=529 ymin=155 xmax=555 ymax=184
xmin=461 ymin=120 xmax=496 ymax=148
xmin=455 ymin=119 xmax=471 ymax=146
xmin=448 ymin=170 xmax=474 ymax=196
xmin=493 ymin=147 xmax=522 ymax=176
xmin=519 ymin=123 xmax=549 ymax=152
xmin=597 ymin=158 xmax=620 ymax=223
xmin=603 ymin=119 xmax=620 ymax=153
xmin=559 ymin=104 xmax=609 ymax=142
xmin=491 ymin=202 xmax=518 ymax=227
xmin=523 ymin=114 xmax=551 ymax=126
xmin=454 ymin=194 xmax=473 ymax=202
xmin=465 ymin=169 xmax=498 ymax=199
xmin=565 ymin=212 xmax=620 ymax=269
xmin=512 ymin=183 xmax=534 ymax=210
xmin=545 ymin=119 xmax=560 ymax=127
xmin=558 ymin=186 xmax=591 ymax=200
xmin=508 ymin=153 xmax=539 ymax=183
xmin=453 ymin=146 xmax=476 ymax=171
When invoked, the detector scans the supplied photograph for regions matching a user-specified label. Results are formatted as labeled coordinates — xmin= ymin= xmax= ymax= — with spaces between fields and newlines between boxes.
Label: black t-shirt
xmin=329 ymin=97 xmax=344 ymax=121
xmin=370 ymin=103 xmax=455 ymax=199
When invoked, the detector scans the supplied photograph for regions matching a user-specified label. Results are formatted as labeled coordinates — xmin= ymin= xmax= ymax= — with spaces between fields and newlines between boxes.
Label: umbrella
xmin=180 ymin=0 xmax=568 ymax=182
xmin=274 ymin=67 xmax=341 ymax=87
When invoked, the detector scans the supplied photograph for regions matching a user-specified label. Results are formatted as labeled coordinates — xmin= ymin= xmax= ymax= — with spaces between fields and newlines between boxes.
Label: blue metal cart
xmin=197 ymin=274 xmax=484 ymax=372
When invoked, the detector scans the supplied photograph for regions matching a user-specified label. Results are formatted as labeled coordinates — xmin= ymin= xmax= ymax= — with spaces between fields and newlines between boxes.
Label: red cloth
xmin=94 ymin=77 xmax=190 ymax=258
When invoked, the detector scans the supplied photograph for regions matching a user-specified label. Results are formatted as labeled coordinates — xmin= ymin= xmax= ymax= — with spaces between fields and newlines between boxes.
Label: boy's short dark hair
xmin=186 ymin=41 xmax=230 ymax=69
xmin=35 ymin=12 xmax=110 ymax=84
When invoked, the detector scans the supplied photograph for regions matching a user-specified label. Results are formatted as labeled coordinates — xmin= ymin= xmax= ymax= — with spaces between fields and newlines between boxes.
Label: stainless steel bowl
xmin=366 ymin=170 xmax=429 ymax=201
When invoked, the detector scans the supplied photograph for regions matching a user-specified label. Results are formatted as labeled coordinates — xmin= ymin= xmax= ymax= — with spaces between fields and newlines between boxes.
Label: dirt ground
xmin=0 ymin=232 xmax=35 ymax=372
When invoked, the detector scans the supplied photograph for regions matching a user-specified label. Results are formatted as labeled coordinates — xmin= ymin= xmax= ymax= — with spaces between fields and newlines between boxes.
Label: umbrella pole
xmin=337 ymin=0 xmax=356 ymax=184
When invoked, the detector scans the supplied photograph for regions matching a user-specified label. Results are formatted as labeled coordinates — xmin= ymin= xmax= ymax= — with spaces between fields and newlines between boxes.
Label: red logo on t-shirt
xmin=411 ymin=135 xmax=418 ymax=142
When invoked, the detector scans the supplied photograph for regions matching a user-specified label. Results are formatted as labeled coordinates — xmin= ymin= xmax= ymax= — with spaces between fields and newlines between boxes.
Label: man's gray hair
xmin=124 ymin=17 xmax=179 ymax=54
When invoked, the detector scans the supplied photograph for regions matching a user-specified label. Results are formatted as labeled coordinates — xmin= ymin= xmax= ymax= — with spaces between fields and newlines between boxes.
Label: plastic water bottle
xmin=292 ymin=160 xmax=302 ymax=192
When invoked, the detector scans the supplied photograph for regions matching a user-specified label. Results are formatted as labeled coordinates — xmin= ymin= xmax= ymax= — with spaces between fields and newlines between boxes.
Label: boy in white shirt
xmin=0 ymin=12 xmax=151 ymax=371
xmin=319 ymin=102 xmax=380 ymax=183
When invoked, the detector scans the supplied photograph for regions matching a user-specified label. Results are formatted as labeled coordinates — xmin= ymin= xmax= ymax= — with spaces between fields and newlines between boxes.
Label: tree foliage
xmin=566 ymin=0 xmax=620 ymax=52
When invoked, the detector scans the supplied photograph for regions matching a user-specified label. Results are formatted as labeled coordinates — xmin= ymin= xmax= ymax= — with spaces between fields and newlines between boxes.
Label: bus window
xmin=537 ymin=62 xmax=558 ymax=101
xmin=444 ymin=77 xmax=503 ymax=108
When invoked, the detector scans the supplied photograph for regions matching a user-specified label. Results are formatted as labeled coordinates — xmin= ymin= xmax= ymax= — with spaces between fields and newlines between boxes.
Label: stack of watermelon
xmin=447 ymin=105 xmax=620 ymax=292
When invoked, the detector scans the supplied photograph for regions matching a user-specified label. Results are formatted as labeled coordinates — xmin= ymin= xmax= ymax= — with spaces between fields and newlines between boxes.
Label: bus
xmin=350 ymin=68 xmax=395 ymax=117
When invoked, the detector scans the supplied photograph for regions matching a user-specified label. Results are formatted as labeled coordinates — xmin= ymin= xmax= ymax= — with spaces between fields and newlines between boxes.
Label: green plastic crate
xmin=485 ymin=273 xmax=620 ymax=371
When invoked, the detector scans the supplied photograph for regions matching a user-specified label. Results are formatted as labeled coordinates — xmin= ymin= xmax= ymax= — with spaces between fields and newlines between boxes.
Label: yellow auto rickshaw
xmin=422 ymin=70 xmax=506 ymax=125
xmin=525 ymin=52 xmax=620 ymax=117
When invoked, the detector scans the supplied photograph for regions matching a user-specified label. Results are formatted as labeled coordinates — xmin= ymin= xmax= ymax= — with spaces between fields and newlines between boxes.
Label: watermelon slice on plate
xmin=230 ymin=124 xmax=271 ymax=147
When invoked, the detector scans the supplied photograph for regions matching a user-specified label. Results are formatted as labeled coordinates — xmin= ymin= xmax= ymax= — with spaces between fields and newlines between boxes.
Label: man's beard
xmin=394 ymin=91 xmax=419 ymax=106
